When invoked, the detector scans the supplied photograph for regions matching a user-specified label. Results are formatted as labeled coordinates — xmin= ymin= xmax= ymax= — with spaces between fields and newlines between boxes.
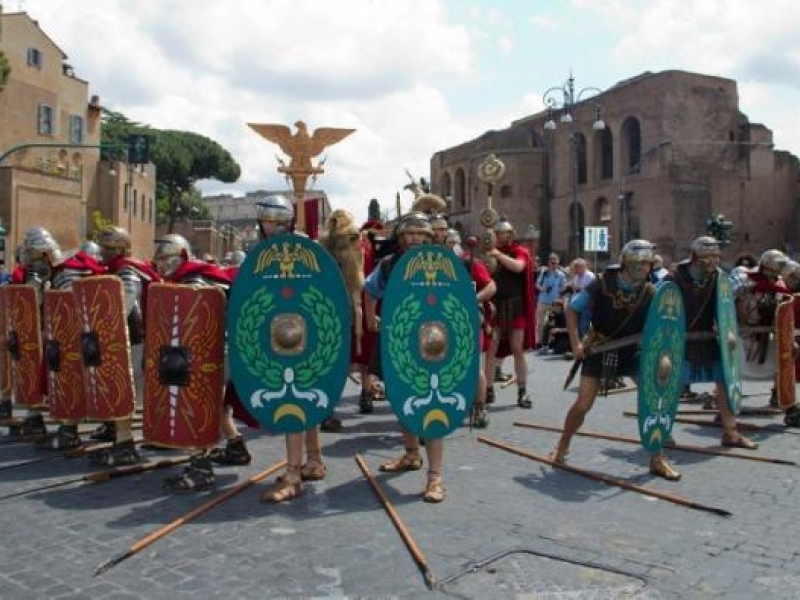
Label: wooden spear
xmin=354 ymin=454 xmax=435 ymax=589
xmin=93 ymin=460 xmax=286 ymax=576
xmin=0 ymin=456 xmax=191 ymax=502
xmin=477 ymin=435 xmax=732 ymax=517
xmin=513 ymin=421 xmax=797 ymax=466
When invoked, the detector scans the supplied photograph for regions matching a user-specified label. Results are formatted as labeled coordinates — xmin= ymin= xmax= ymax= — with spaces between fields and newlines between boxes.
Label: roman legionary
xmin=252 ymin=195 xmax=331 ymax=502
xmin=13 ymin=227 xmax=106 ymax=446
xmin=320 ymin=209 xmax=365 ymax=424
xmin=733 ymin=248 xmax=789 ymax=407
xmin=150 ymin=233 xmax=251 ymax=491
xmin=550 ymin=239 xmax=681 ymax=480
xmin=86 ymin=226 xmax=162 ymax=464
xmin=776 ymin=260 xmax=800 ymax=427
xmin=484 ymin=218 xmax=536 ymax=409
xmin=665 ymin=236 xmax=757 ymax=448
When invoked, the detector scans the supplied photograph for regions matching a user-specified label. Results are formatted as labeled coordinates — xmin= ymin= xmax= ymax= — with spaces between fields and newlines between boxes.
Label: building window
xmin=576 ymin=133 xmax=588 ymax=184
xmin=38 ymin=104 xmax=55 ymax=135
xmin=69 ymin=115 xmax=84 ymax=144
xmin=600 ymin=128 xmax=614 ymax=180
xmin=27 ymin=48 xmax=42 ymax=68
xmin=500 ymin=184 xmax=512 ymax=199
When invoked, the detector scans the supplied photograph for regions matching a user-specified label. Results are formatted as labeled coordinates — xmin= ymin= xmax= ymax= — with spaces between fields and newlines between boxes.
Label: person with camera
xmin=535 ymin=253 xmax=567 ymax=353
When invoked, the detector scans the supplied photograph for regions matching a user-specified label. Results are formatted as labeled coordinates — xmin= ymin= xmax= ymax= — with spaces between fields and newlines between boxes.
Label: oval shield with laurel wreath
xmin=227 ymin=234 xmax=352 ymax=433
xmin=637 ymin=281 xmax=686 ymax=453
xmin=381 ymin=245 xmax=481 ymax=438
xmin=716 ymin=273 xmax=744 ymax=414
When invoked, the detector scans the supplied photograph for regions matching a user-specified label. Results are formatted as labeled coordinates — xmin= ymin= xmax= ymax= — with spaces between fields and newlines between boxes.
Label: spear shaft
xmin=478 ymin=435 xmax=732 ymax=517
xmin=355 ymin=454 xmax=435 ymax=589
xmin=94 ymin=460 xmax=286 ymax=576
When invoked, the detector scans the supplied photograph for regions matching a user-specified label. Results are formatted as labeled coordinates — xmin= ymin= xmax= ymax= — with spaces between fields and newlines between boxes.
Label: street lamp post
xmin=542 ymin=73 xmax=605 ymax=258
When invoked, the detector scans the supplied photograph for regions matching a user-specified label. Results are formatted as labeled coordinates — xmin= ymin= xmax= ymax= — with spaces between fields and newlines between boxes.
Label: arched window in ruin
xmin=455 ymin=168 xmax=466 ymax=209
xmin=569 ymin=202 xmax=586 ymax=257
xmin=621 ymin=117 xmax=642 ymax=174
xmin=598 ymin=127 xmax=613 ymax=180
xmin=440 ymin=171 xmax=452 ymax=202
xmin=576 ymin=133 xmax=587 ymax=185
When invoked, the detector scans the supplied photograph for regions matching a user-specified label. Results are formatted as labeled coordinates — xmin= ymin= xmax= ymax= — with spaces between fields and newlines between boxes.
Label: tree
xmin=100 ymin=109 xmax=241 ymax=231
xmin=368 ymin=198 xmax=381 ymax=221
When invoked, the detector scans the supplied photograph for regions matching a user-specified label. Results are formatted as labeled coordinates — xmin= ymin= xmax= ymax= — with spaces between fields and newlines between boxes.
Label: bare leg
xmin=302 ymin=426 xmax=327 ymax=480
xmin=261 ymin=432 xmax=304 ymax=502
xmin=218 ymin=404 xmax=239 ymax=440
xmin=422 ymin=437 xmax=445 ymax=503
xmin=717 ymin=382 xmax=758 ymax=449
xmin=551 ymin=376 xmax=599 ymax=462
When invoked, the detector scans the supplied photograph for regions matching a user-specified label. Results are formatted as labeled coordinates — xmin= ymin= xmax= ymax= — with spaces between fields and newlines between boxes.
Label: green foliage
xmin=100 ymin=108 xmax=240 ymax=229
xmin=0 ymin=6 xmax=10 ymax=91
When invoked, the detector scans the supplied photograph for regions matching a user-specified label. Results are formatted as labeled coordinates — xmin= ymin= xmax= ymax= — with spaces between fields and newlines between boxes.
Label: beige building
xmin=0 ymin=11 xmax=155 ymax=264
xmin=431 ymin=70 xmax=800 ymax=266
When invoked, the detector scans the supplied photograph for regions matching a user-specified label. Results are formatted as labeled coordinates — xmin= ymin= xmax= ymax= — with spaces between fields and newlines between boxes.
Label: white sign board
xmin=584 ymin=226 xmax=609 ymax=252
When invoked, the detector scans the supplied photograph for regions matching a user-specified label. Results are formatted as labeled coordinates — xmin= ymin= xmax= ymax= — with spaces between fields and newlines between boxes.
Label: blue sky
xmin=13 ymin=0 xmax=800 ymax=224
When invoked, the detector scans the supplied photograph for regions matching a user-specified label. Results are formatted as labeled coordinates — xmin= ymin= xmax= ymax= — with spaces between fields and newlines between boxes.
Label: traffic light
xmin=705 ymin=214 xmax=734 ymax=246
xmin=127 ymin=134 xmax=151 ymax=164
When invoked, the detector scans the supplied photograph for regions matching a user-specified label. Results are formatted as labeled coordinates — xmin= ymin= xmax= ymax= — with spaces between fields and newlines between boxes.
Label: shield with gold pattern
xmin=2 ymin=285 xmax=45 ymax=409
xmin=381 ymin=245 xmax=480 ymax=438
xmin=716 ymin=274 xmax=744 ymax=414
xmin=637 ymin=281 xmax=686 ymax=453
xmin=143 ymin=283 xmax=226 ymax=449
xmin=775 ymin=296 xmax=796 ymax=409
xmin=44 ymin=289 xmax=86 ymax=420
xmin=227 ymin=234 xmax=352 ymax=433
xmin=72 ymin=276 xmax=135 ymax=420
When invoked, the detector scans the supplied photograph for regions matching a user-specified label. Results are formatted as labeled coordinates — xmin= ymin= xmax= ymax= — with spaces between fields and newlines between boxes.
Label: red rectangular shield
xmin=44 ymin=289 xmax=87 ymax=420
xmin=143 ymin=284 xmax=225 ymax=450
xmin=2 ymin=285 xmax=45 ymax=409
xmin=776 ymin=296 xmax=795 ymax=409
xmin=72 ymin=276 xmax=135 ymax=420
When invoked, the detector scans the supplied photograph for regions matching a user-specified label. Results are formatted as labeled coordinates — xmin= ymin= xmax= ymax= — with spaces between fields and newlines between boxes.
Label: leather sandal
xmin=379 ymin=452 xmax=423 ymax=473
xmin=261 ymin=467 xmax=303 ymax=503
xmin=422 ymin=474 xmax=445 ymax=503
xmin=649 ymin=455 xmax=681 ymax=481
xmin=721 ymin=431 xmax=759 ymax=450
xmin=300 ymin=461 xmax=327 ymax=481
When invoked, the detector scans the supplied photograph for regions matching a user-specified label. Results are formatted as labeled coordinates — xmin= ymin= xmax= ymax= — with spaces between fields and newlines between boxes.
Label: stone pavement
xmin=1 ymin=352 xmax=799 ymax=599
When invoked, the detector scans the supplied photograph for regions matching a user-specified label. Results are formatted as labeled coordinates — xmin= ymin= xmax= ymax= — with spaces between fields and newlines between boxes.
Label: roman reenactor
xmin=251 ymin=195 xmax=332 ymax=502
xmin=366 ymin=209 xmax=485 ymax=502
xmin=18 ymin=227 xmax=105 ymax=446
xmin=550 ymin=239 xmax=682 ymax=480
xmin=665 ymin=236 xmax=757 ymax=448
xmin=484 ymin=218 xmax=536 ymax=409
xmin=149 ymin=233 xmax=250 ymax=492
xmin=86 ymin=226 xmax=161 ymax=464
xmin=320 ymin=209 xmax=364 ymax=423
xmin=733 ymin=248 xmax=790 ymax=407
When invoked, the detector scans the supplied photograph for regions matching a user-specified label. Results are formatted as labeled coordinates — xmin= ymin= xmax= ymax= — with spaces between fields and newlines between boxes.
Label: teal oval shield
xmin=637 ymin=281 xmax=686 ymax=453
xmin=381 ymin=245 xmax=481 ymax=438
xmin=716 ymin=272 xmax=743 ymax=414
xmin=227 ymin=234 xmax=352 ymax=433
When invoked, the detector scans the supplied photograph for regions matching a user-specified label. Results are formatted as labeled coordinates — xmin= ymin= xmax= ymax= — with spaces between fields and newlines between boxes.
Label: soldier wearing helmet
xmin=13 ymin=227 xmax=105 ymax=446
xmin=430 ymin=213 xmax=449 ymax=245
xmin=780 ymin=260 xmax=800 ymax=427
xmin=551 ymin=239 xmax=683 ymax=480
xmin=484 ymin=217 xmax=536 ymax=410
xmin=255 ymin=194 xmax=294 ymax=238
xmin=87 ymin=226 xmax=161 ymax=464
xmin=664 ymin=236 xmax=757 ymax=449
xmin=732 ymin=248 xmax=790 ymax=411
xmin=78 ymin=240 xmax=102 ymax=262
xmin=150 ymin=233 xmax=250 ymax=493
xmin=364 ymin=211 xmax=453 ymax=502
